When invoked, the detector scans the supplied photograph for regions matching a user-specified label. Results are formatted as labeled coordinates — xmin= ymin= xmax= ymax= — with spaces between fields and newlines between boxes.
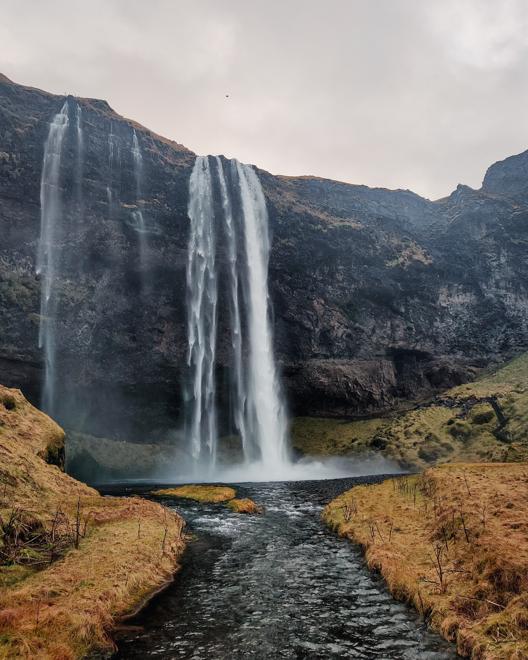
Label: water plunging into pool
xmin=185 ymin=157 xmax=288 ymax=480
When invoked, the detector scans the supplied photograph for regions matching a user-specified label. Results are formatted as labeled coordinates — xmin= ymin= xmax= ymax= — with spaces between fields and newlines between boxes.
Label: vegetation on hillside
xmin=293 ymin=353 xmax=528 ymax=468
xmin=324 ymin=464 xmax=528 ymax=659
xmin=0 ymin=385 xmax=185 ymax=659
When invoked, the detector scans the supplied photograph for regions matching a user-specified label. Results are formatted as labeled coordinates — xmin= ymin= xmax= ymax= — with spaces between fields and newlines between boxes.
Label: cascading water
xmin=131 ymin=129 xmax=142 ymax=196
xmin=75 ymin=104 xmax=84 ymax=220
xmin=36 ymin=101 xmax=70 ymax=415
xmin=75 ymin=104 xmax=83 ymax=167
xmin=107 ymin=122 xmax=116 ymax=205
xmin=185 ymin=155 xmax=289 ymax=476
xmin=186 ymin=156 xmax=218 ymax=466
xmin=131 ymin=129 xmax=147 ymax=275
xmin=215 ymin=157 xmax=250 ymax=458
xmin=235 ymin=161 xmax=289 ymax=468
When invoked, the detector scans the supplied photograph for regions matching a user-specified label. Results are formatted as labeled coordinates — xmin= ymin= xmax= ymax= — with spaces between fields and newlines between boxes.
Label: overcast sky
xmin=2 ymin=0 xmax=528 ymax=199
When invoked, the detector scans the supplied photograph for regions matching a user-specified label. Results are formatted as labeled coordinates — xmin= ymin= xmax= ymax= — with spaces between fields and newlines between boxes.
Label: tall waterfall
xmin=107 ymin=121 xmax=120 ymax=208
xmin=36 ymin=101 xmax=70 ymax=415
xmin=131 ymin=129 xmax=142 ymax=197
xmin=186 ymin=155 xmax=289 ymax=475
xmin=215 ymin=158 xmax=250 ymax=457
xmin=75 ymin=104 xmax=83 ymax=164
xmin=75 ymin=104 xmax=84 ymax=216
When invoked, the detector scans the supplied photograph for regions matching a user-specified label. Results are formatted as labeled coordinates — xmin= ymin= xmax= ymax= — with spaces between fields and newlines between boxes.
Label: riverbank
xmin=323 ymin=463 xmax=528 ymax=658
xmin=0 ymin=385 xmax=185 ymax=659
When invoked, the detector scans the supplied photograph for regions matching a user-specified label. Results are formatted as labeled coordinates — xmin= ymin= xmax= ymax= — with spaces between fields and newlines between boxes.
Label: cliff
xmin=1 ymin=73 xmax=528 ymax=465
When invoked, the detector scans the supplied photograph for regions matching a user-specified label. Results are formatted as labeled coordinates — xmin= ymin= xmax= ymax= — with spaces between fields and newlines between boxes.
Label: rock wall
xmin=1 ymin=73 xmax=528 ymax=448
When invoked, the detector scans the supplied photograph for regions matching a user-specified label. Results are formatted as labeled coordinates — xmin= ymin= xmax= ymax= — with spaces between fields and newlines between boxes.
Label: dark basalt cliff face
xmin=1 ymin=74 xmax=528 ymax=448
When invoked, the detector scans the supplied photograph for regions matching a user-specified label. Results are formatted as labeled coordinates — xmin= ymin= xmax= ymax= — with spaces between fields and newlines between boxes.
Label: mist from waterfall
xmin=185 ymin=155 xmax=289 ymax=478
xmin=36 ymin=101 xmax=70 ymax=415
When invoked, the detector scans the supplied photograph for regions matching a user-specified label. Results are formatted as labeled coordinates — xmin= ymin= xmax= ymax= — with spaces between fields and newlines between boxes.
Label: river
xmin=113 ymin=476 xmax=456 ymax=659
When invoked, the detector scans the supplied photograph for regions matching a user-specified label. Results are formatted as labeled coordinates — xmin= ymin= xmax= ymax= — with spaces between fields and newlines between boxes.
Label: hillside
xmin=293 ymin=352 xmax=528 ymax=468
xmin=0 ymin=385 xmax=185 ymax=659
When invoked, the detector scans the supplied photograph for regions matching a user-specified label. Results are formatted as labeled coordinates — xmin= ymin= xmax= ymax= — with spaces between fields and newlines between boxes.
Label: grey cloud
xmin=1 ymin=0 xmax=528 ymax=198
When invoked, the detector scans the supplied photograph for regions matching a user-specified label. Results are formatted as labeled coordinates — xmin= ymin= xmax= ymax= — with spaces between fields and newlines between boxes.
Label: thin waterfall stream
xmin=132 ymin=128 xmax=148 ymax=279
xmin=36 ymin=101 xmax=70 ymax=416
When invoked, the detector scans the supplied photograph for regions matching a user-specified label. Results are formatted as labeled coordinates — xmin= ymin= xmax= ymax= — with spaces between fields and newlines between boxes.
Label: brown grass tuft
xmin=227 ymin=498 xmax=263 ymax=514
xmin=151 ymin=484 xmax=236 ymax=503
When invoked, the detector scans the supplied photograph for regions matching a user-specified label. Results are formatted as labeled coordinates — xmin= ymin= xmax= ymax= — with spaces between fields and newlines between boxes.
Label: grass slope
xmin=324 ymin=464 xmax=528 ymax=659
xmin=293 ymin=353 xmax=528 ymax=468
xmin=0 ymin=385 xmax=185 ymax=659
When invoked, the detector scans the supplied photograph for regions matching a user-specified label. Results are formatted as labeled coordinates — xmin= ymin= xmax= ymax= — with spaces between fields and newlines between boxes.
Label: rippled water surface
xmin=114 ymin=477 xmax=456 ymax=659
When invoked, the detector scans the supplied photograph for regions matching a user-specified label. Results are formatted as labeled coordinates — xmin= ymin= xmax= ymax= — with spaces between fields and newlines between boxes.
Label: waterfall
xmin=185 ymin=156 xmax=288 ymax=474
xmin=186 ymin=156 xmax=218 ymax=465
xmin=131 ymin=129 xmax=147 ymax=274
xmin=75 ymin=104 xmax=83 ymax=163
xmin=235 ymin=161 xmax=288 ymax=468
xmin=107 ymin=121 xmax=120 ymax=207
xmin=215 ymin=158 xmax=250 ymax=457
xmin=36 ymin=101 xmax=70 ymax=415
xmin=132 ymin=129 xmax=142 ymax=197
xmin=75 ymin=104 xmax=84 ymax=219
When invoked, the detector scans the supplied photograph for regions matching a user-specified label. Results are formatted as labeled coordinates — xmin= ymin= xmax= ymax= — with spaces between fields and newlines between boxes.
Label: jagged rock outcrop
xmin=1 ymin=74 xmax=527 ymax=452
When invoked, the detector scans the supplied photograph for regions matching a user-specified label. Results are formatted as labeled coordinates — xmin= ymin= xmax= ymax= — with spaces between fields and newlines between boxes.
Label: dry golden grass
xmin=323 ymin=463 xmax=528 ymax=659
xmin=151 ymin=484 xmax=236 ymax=503
xmin=227 ymin=498 xmax=262 ymax=514
xmin=0 ymin=385 xmax=185 ymax=659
